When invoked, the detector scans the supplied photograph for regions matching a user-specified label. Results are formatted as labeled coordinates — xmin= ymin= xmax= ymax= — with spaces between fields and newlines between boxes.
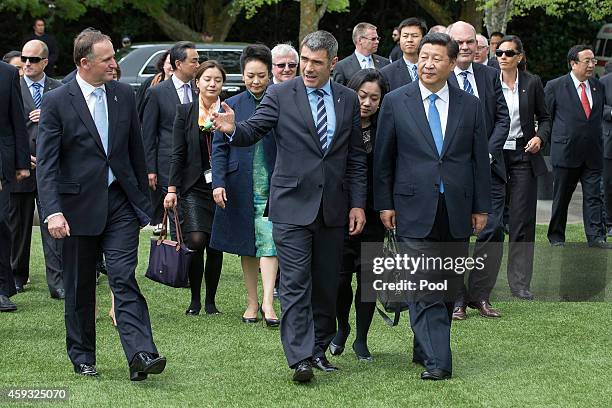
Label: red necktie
xmin=580 ymin=82 xmax=591 ymax=119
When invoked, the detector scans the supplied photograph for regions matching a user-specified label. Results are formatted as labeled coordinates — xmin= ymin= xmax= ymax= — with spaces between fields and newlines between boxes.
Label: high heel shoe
xmin=242 ymin=304 xmax=259 ymax=323
xmin=259 ymin=306 xmax=280 ymax=328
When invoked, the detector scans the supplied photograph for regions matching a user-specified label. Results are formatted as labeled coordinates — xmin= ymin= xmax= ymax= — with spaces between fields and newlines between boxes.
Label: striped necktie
xmin=32 ymin=82 xmax=42 ymax=109
xmin=410 ymin=64 xmax=418 ymax=81
xmin=459 ymin=71 xmax=474 ymax=95
xmin=314 ymin=89 xmax=328 ymax=151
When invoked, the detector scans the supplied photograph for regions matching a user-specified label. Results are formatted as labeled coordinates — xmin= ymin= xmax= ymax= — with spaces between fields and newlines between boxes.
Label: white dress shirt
xmin=453 ymin=64 xmax=480 ymax=98
xmin=500 ymin=70 xmax=523 ymax=141
xmin=355 ymin=50 xmax=374 ymax=69
xmin=172 ymin=75 xmax=193 ymax=103
xmin=403 ymin=57 xmax=418 ymax=82
xmin=24 ymin=73 xmax=46 ymax=100
xmin=419 ymin=81 xmax=449 ymax=138
xmin=570 ymin=71 xmax=592 ymax=108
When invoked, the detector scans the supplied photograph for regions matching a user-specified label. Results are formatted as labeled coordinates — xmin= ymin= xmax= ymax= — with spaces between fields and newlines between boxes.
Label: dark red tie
xmin=580 ymin=83 xmax=591 ymax=119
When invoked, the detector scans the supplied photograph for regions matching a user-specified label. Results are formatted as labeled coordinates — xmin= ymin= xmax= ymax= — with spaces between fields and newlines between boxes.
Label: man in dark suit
xmin=546 ymin=45 xmax=608 ymax=247
xmin=447 ymin=21 xmax=510 ymax=320
xmin=142 ymin=41 xmax=198 ymax=236
xmin=37 ymin=29 xmax=165 ymax=380
xmin=9 ymin=40 xmax=63 ymax=299
xmin=22 ymin=18 xmax=59 ymax=77
xmin=374 ymin=33 xmax=491 ymax=380
xmin=475 ymin=34 xmax=500 ymax=70
xmin=601 ymin=69 xmax=612 ymax=235
xmin=380 ymin=18 xmax=427 ymax=92
xmin=0 ymin=62 xmax=30 ymax=312
xmin=213 ymin=30 xmax=367 ymax=383
xmin=332 ymin=22 xmax=389 ymax=85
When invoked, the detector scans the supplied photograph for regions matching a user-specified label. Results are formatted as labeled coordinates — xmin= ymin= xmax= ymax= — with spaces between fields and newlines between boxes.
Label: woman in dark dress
xmin=329 ymin=69 xmax=388 ymax=361
xmin=164 ymin=61 xmax=226 ymax=315
xmin=210 ymin=44 xmax=279 ymax=326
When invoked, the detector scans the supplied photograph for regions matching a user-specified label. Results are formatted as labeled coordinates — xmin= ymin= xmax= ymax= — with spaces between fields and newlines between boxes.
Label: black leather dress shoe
xmin=421 ymin=368 xmax=451 ymax=380
xmin=74 ymin=363 xmax=98 ymax=377
xmin=511 ymin=289 xmax=534 ymax=300
xmin=0 ymin=295 xmax=17 ymax=312
xmin=588 ymin=239 xmax=612 ymax=249
xmin=329 ymin=342 xmax=345 ymax=356
xmin=129 ymin=352 xmax=166 ymax=381
xmin=312 ymin=356 xmax=339 ymax=372
xmin=15 ymin=284 xmax=25 ymax=293
xmin=50 ymin=288 xmax=65 ymax=300
xmin=292 ymin=360 xmax=314 ymax=383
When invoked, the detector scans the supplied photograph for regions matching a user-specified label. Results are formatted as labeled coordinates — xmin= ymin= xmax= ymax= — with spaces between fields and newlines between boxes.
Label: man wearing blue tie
xmin=37 ymin=29 xmax=165 ymax=381
xmin=374 ymin=33 xmax=491 ymax=380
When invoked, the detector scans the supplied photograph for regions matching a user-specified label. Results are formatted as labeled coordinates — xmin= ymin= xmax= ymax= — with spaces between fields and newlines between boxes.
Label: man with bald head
xmin=446 ymin=21 xmax=509 ymax=320
xmin=9 ymin=40 xmax=63 ymax=298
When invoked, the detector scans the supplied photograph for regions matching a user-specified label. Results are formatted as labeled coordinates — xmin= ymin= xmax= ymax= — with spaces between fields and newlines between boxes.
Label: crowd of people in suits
xmin=0 ymin=15 xmax=611 ymax=385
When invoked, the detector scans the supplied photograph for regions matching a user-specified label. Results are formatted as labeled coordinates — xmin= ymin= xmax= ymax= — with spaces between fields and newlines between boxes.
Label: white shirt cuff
xmin=44 ymin=212 xmax=63 ymax=223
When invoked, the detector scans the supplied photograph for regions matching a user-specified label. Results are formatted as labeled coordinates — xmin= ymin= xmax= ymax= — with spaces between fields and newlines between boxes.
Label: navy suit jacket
xmin=37 ymin=79 xmax=151 ymax=235
xmin=0 ymin=62 xmax=29 ymax=184
xmin=229 ymin=77 xmax=367 ymax=227
xmin=545 ymin=73 xmax=604 ymax=169
xmin=448 ymin=63 xmax=510 ymax=181
xmin=374 ymin=82 xmax=491 ymax=239
xmin=380 ymin=58 xmax=413 ymax=92
xmin=333 ymin=53 xmax=390 ymax=85
xmin=599 ymin=73 xmax=612 ymax=158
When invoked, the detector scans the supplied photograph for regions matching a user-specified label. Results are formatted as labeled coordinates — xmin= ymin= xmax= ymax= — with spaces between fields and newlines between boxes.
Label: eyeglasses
xmin=576 ymin=58 xmax=598 ymax=66
xmin=361 ymin=36 xmax=381 ymax=42
xmin=273 ymin=62 xmax=297 ymax=69
xmin=20 ymin=56 xmax=46 ymax=63
xmin=495 ymin=49 xmax=520 ymax=57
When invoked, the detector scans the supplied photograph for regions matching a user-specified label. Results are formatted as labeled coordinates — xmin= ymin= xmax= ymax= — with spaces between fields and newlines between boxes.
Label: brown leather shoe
xmin=468 ymin=300 xmax=501 ymax=318
xmin=452 ymin=306 xmax=467 ymax=320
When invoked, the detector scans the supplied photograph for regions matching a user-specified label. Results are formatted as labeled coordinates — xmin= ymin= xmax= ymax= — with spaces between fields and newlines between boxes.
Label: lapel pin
xmin=114 ymin=96 xmax=118 ymax=102
xmin=337 ymin=98 xmax=340 ymax=103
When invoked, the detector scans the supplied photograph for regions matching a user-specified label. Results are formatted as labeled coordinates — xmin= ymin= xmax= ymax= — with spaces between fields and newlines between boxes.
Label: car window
xmin=199 ymin=49 xmax=242 ymax=75
xmin=605 ymin=40 xmax=612 ymax=58
xmin=595 ymin=39 xmax=605 ymax=57
xmin=142 ymin=50 xmax=166 ymax=75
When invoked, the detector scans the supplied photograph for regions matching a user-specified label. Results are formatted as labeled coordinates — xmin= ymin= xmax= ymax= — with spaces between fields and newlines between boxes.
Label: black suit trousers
xmin=273 ymin=210 xmax=344 ymax=368
xmin=63 ymin=183 xmax=157 ymax=366
xmin=602 ymin=158 xmax=612 ymax=227
xmin=0 ymin=180 xmax=16 ymax=297
xmin=548 ymin=165 xmax=604 ymax=243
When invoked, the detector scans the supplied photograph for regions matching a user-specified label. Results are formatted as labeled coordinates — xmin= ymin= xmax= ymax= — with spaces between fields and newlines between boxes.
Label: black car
xmin=116 ymin=42 xmax=248 ymax=96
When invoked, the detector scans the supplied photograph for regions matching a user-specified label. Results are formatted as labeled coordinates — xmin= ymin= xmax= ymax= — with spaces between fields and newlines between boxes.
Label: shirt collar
xmin=454 ymin=63 xmax=474 ymax=76
xmin=76 ymin=72 xmax=104 ymax=98
xmin=306 ymin=79 xmax=332 ymax=96
xmin=500 ymin=69 xmax=519 ymax=90
xmin=418 ymin=80 xmax=449 ymax=104
xmin=172 ymin=74 xmax=191 ymax=90
xmin=24 ymin=73 xmax=46 ymax=88
xmin=403 ymin=57 xmax=417 ymax=68
xmin=354 ymin=50 xmax=371 ymax=62
xmin=570 ymin=71 xmax=588 ymax=89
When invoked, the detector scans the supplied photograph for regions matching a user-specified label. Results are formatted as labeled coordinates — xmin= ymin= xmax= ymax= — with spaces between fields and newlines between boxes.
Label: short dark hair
xmin=73 ymin=28 xmax=112 ymax=66
xmin=567 ymin=44 xmax=593 ymax=68
xmin=498 ymin=35 xmax=527 ymax=71
xmin=240 ymin=44 xmax=272 ymax=74
xmin=33 ymin=18 xmax=44 ymax=26
xmin=301 ymin=30 xmax=338 ymax=62
xmin=2 ymin=50 xmax=21 ymax=63
xmin=490 ymin=31 xmax=504 ymax=39
xmin=195 ymin=60 xmax=226 ymax=83
xmin=418 ymin=33 xmax=459 ymax=60
xmin=169 ymin=41 xmax=196 ymax=70
xmin=346 ymin=68 xmax=389 ymax=125
xmin=398 ymin=17 xmax=427 ymax=37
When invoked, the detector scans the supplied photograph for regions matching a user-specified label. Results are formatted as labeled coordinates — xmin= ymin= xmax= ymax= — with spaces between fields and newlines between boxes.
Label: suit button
xmin=318 ymin=184 xmax=323 ymax=188
xmin=438 ymin=160 xmax=443 ymax=164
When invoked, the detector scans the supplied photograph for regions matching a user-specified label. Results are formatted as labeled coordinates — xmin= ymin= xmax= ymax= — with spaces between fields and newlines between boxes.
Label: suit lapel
xmin=68 ymin=80 xmax=105 ymax=154
xmin=293 ymin=80 xmax=322 ymax=154
xmin=398 ymin=60 xmax=412 ymax=84
xmin=518 ymin=71 xmax=529 ymax=129
xmin=441 ymin=87 xmax=462 ymax=157
xmin=447 ymin=73 xmax=459 ymax=89
xmin=405 ymin=85 xmax=438 ymax=157
xmin=105 ymin=81 xmax=118 ymax=156
xmin=164 ymin=78 xmax=181 ymax=105
xmin=350 ymin=54 xmax=362 ymax=73
xmin=589 ymin=78 xmax=601 ymax=120
xmin=564 ymin=74 xmax=586 ymax=119
xmin=473 ymin=64 xmax=487 ymax=100
xmin=20 ymin=78 xmax=35 ymax=112
xmin=327 ymin=82 xmax=344 ymax=155
xmin=189 ymin=98 xmax=202 ymax=163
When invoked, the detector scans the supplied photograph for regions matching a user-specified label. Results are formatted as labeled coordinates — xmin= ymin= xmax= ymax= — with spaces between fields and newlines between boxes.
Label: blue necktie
xmin=92 ymin=88 xmax=115 ymax=185
xmin=428 ymin=94 xmax=444 ymax=193
xmin=460 ymin=71 xmax=474 ymax=95
xmin=181 ymin=83 xmax=191 ymax=104
xmin=314 ymin=89 xmax=328 ymax=151
xmin=32 ymin=82 xmax=42 ymax=109
xmin=410 ymin=64 xmax=418 ymax=82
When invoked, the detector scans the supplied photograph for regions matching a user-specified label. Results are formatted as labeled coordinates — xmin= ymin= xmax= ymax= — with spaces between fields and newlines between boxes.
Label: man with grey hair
xmin=271 ymin=43 xmax=299 ymax=84
xmin=429 ymin=25 xmax=448 ymax=34
xmin=9 ymin=39 xmax=63 ymax=299
xmin=333 ymin=22 xmax=389 ymax=85
xmin=475 ymin=34 xmax=500 ymax=69
xmin=213 ymin=30 xmax=367 ymax=383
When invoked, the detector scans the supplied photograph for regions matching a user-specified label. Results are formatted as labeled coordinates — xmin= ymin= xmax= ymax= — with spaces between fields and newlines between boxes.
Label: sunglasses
xmin=20 ymin=56 xmax=46 ymax=63
xmin=274 ymin=62 xmax=297 ymax=69
xmin=495 ymin=49 xmax=520 ymax=58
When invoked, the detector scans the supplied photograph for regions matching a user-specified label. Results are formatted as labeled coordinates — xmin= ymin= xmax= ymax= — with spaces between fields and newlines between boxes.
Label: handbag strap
xmin=157 ymin=206 xmax=185 ymax=247
xmin=376 ymin=304 xmax=402 ymax=327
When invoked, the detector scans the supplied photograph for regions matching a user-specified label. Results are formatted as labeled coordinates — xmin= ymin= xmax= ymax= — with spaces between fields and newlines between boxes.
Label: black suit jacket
xmin=37 ymin=78 xmax=151 ymax=235
xmin=0 ymin=62 xmax=29 ymax=184
xmin=332 ymin=53 xmax=389 ymax=85
xmin=13 ymin=76 xmax=62 ymax=193
xmin=142 ymin=78 xmax=196 ymax=186
xmin=448 ymin=63 xmax=510 ymax=181
xmin=545 ymin=73 xmax=604 ymax=169
xmin=600 ymin=73 xmax=612 ymax=158
xmin=380 ymin=59 xmax=413 ymax=92
xmin=486 ymin=58 xmax=500 ymax=70
xmin=374 ymin=82 xmax=491 ymax=239
xmin=515 ymin=70 xmax=552 ymax=176
xmin=229 ymin=77 xmax=367 ymax=227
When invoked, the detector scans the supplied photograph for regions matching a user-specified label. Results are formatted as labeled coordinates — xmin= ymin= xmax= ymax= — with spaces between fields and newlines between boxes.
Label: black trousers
xmin=548 ymin=165 xmax=604 ymax=243
xmin=602 ymin=158 xmax=612 ymax=227
xmin=0 ymin=179 xmax=16 ymax=297
xmin=273 ymin=210 xmax=344 ymax=368
xmin=504 ymin=146 xmax=538 ymax=292
xmin=9 ymin=191 xmax=63 ymax=291
xmin=63 ymin=183 xmax=158 ymax=366
xmin=399 ymin=194 xmax=468 ymax=374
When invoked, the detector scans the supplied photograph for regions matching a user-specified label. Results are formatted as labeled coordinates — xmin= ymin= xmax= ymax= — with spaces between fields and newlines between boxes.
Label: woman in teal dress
xmin=210 ymin=44 xmax=279 ymax=326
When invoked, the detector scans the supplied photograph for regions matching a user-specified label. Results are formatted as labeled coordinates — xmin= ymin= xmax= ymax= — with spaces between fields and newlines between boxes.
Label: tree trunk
xmin=299 ymin=0 xmax=330 ymax=44
xmin=415 ymin=0 xmax=453 ymax=25
xmin=459 ymin=0 xmax=484 ymax=33
xmin=483 ymin=0 xmax=513 ymax=36
xmin=203 ymin=0 xmax=241 ymax=42
xmin=148 ymin=9 xmax=201 ymax=41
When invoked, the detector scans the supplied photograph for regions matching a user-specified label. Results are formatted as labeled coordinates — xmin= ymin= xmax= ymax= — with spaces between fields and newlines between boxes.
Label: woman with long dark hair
xmin=329 ymin=69 xmax=388 ymax=361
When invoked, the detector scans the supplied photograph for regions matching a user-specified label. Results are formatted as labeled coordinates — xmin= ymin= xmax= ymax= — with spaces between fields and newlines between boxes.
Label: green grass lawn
xmin=1 ymin=224 xmax=610 ymax=407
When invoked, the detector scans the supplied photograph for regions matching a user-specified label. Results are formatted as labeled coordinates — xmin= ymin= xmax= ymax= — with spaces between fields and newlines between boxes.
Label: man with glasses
xmin=381 ymin=17 xmax=427 ymax=91
xmin=9 ymin=40 xmax=63 ymax=299
xmin=271 ymin=44 xmax=298 ymax=84
xmin=546 ymin=45 xmax=609 ymax=247
xmin=475 ymin=34 xmax=500 ymax=70
xmin=333 ymin=22 xmax=389 ymax=85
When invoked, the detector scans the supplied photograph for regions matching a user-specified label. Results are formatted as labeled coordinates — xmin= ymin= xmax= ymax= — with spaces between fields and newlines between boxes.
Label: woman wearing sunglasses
xmin=496 ymin=35 xmax=551 ymax=300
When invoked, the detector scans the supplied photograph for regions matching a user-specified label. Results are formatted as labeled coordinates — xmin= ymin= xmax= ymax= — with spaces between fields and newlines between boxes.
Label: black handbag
xmin=145 ymin=207 xmax=194 ymax=288
xmin=376 ymin=229 xmax=411 ymax=326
